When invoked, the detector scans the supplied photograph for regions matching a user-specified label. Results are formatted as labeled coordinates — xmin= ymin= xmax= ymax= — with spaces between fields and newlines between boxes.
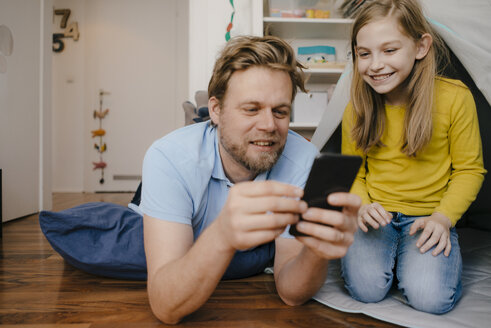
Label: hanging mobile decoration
xmin=225 ymin=0 xmax=235 ymax=41
xmin=91 ymin=89 xmax=110 ymax=184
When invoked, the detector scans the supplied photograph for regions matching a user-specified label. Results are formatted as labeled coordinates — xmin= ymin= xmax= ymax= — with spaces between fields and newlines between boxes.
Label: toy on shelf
xmin=92 ymin=89 xmax=110 ymax=184
xmin=298 ymin=45 xmax=336 ymax=64
xmin=268 ymin=0 xmax=334 ymax=18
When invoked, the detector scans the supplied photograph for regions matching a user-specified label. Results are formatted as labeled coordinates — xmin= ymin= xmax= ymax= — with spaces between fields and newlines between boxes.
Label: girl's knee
xmin=404 ymin=284 xmax=460 ymax=314
xmin=348 ymin=284 xmax=389 ymax=303
xmin=343 ymin=269 xmax=393 ymax=303
xmin=397 ymin=246 xmax=462 ymax=314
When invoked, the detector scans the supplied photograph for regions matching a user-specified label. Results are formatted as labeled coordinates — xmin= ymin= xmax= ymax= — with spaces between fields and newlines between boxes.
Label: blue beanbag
xmin=39 ymin=202 xmax=147 ymax=280
xmin=39 ymin=202 xmax=274 ymax=280
xmin=223 ymin=241 xmax=274 ymax=280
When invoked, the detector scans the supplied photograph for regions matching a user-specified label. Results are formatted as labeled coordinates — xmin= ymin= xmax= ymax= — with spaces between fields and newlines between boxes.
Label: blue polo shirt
xmin=140 ymin=121 xmax=318 ymax=240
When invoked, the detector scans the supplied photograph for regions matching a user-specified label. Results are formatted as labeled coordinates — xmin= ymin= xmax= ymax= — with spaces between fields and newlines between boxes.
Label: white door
xmin=0 ymin=0 xmax=52 ymax=222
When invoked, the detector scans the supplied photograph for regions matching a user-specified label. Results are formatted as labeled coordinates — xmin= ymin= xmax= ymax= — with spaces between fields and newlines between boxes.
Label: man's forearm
xmin=274 ymin=246 xmax=329 ymax=306
xmin=147 ymin=223 xmax=235 ymax=324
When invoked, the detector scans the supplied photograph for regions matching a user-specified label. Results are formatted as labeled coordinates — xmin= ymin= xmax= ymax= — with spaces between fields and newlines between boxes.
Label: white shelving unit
xmin=263 ymin=17 xmax=353 ymax=24
xmin=289 ymin=122 xmax=318 ymax=129
xmin=305 ymin=67 xmax=345 ymax=74
xmin=258 ymin=1 xmax=353 ymax=138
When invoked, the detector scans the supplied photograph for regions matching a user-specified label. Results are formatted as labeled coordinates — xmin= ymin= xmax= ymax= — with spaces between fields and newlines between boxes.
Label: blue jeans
xmin=341 ymin=213 xmax=462 ymax=314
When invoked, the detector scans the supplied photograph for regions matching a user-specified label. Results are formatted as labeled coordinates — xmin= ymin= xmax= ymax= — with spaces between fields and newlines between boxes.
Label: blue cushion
xmin=223 ymin=242 xmax=275 ymax=280
xmin=39 ymin=202 xmax=274 ymax=280
xmin=39 ymin=202 xmax=147 ymax=280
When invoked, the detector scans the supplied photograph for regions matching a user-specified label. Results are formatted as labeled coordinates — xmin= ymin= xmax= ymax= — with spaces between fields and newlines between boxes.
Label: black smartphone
xmin=289 ymin=153 xmax=362 ymax=237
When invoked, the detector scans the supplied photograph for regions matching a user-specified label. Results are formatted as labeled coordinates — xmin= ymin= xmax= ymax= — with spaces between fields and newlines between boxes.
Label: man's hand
xmin=357 ymin=202 xmax=392 ymax=232
xmin=144 ymin=181 xmax=307 ymax=324
xmin=292 ymin=192 xmax=361 ymax=259
xmin=215 ymin=180 xmax=307 ymax=251
xmin=409 ymin=212 xmax=452 ymax=257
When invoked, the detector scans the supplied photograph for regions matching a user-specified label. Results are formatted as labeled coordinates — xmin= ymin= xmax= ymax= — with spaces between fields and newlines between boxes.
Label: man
xmin=141 ymin=35 xmax=360 ymax=324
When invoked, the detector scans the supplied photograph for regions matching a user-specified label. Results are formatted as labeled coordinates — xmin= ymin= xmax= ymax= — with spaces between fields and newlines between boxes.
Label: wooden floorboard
xmin=0 ymin=193 xmax=400 ymax=327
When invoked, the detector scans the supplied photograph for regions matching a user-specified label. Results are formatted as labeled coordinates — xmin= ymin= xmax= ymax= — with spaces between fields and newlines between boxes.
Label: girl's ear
xmin=208 ymin=96 xmax=221 ymax=125
xmin=415 ymin=33 xmax=433 ymax=60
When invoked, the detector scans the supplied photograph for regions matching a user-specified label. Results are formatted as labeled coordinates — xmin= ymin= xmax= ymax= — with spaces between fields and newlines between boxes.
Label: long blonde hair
xmin=350 ymin=0 xmax=448 ymax=156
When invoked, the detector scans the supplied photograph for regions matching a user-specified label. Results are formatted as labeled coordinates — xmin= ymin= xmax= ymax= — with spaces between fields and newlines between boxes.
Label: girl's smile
xmin=370 ymin=72 xmax=394 ymax=81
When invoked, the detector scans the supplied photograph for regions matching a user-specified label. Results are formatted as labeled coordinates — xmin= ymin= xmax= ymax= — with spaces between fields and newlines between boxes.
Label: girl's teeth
xmin=373 ymin=74 xmax=391 ymax=80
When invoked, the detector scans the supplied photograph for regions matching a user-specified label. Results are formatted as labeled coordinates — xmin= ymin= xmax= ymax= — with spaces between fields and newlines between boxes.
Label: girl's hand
xmin=409 ymin=212 xmax=452 ymax=257
xmin=357 ymin=202 xmax=392 ymax=232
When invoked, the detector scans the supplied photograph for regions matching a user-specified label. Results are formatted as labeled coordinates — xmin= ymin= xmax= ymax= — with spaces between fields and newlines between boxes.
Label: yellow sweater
xmin=342 ymin=77 xmax=486 ymax=226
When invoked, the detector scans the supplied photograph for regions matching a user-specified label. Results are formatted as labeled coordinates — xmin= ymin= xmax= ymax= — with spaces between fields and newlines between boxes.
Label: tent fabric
xmin=425 ymin=0 xmax=491 ymax=104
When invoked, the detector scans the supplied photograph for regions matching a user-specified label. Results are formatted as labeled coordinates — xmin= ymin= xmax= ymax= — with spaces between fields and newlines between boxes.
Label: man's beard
xmin=219 ymin=133 xmax=285 ymax=175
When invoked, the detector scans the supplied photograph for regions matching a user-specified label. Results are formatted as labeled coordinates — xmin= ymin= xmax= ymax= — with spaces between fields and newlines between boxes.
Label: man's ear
xmin=208 ymin=96 xmax=221 ymax=126
xmin=415 ymin=33 xmax=433 ymax=60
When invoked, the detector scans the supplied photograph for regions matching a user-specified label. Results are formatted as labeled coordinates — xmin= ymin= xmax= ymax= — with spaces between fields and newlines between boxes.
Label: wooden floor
xmin=0 ymin=193 xmax=400 ymax=327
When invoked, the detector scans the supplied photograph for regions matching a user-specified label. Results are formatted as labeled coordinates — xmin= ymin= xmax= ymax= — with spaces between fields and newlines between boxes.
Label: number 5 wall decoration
xmin=53 ymin=8 xmax=79 ymax=53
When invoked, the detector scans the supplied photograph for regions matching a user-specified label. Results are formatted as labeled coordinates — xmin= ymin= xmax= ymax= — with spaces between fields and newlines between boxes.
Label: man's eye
xmin=244 ymin=107 xmax=258 ymax=113
xmin=273 ymin=109 xmax=289 ymax=117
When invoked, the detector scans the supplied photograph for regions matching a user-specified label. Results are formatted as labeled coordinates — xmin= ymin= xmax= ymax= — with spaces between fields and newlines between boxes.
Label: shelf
xmin=302 ymin=65 xmax=345 ymax=84
xmin=289 ymin=122 xmax=317 ymax=129
xmin=264 ymin=17 xmax=354 ymax=24
xmin=263 ymin=17 xmax=352 ymax=40
xmin=304 ymin=67 xmax=345 ymax=74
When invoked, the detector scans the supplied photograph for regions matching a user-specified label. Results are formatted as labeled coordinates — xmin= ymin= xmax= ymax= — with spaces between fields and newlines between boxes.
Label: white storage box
xmin=293 ymin=91 xmax=328 ymax=124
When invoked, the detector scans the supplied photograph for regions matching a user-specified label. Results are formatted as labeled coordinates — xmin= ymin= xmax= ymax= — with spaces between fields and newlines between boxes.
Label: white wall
xmin=52 ymin=0 xmax=188 ymax=192
xmin=0 ymin=0 xmax=52 ymax=221
xmin=188 ymin=0 xmax=262 ymax=100
xmin=52 ymin=0 xmax=85 ymax=192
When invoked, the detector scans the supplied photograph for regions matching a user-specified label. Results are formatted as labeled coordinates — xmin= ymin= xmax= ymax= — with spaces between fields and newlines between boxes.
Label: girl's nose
xmin=370 ymin=56 xmax=384 ymax=71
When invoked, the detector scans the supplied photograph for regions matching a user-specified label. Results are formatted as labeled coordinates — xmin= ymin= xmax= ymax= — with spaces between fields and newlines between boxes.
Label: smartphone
xmin=289 ymin=153 xmax=362 ymax=237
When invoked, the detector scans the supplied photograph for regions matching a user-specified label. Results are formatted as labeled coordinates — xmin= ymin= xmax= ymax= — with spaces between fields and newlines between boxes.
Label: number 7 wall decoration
xmin=53 ymin=8 xmax=79 ymax=53
xmin=92 ymin=90 xmax=110 ymax=184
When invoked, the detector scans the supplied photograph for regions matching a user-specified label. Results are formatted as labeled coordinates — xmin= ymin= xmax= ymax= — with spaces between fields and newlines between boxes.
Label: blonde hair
xmin=350 ymin=0 xmax=448 ymax=156
xmin=208 ymin=35 xmax=306 ymax=106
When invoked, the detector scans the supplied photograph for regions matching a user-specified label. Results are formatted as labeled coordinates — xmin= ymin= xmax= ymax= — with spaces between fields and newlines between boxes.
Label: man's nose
xmin=257 ymin=109 xmax=276 ymax=131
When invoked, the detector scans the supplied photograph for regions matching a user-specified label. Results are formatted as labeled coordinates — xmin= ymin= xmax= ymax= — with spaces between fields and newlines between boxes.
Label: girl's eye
xmin=385 ymin=48 xmax=397 ymax=53
xmin=358 ymin=52 xmax=369 ymax=58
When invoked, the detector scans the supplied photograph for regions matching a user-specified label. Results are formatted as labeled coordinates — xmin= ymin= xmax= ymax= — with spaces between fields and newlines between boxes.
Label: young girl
xmin=341 ymin=0 xmax=486 ymax=314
